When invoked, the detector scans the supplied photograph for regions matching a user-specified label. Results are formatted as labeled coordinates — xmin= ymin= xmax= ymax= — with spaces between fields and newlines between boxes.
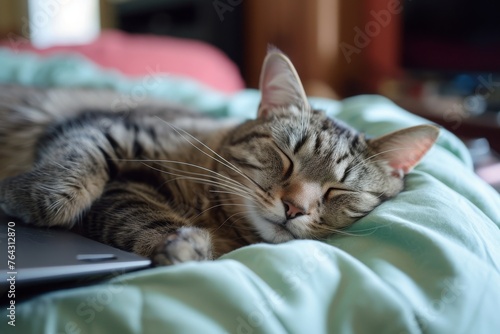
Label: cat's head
xmin=220 ymin=50 xmax=439 ymax=243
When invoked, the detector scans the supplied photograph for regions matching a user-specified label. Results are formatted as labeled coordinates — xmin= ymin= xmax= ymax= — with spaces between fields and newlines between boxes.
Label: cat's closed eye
xmin=324 ymin=187 xmax=355 ymax=200
xmin=274 ymin=146 xmax=294 ymax=181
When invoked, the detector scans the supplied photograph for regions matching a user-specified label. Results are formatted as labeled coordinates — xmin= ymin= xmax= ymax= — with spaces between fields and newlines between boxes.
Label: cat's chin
xmin=247 ymin=211 xmax=297 ymax=244
xmin=262 ymin=223 xmax=296 ymax=244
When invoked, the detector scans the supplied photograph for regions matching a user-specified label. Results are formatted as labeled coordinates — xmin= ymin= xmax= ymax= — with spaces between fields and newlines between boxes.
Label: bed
xmin=0 ymin=39 xmax=499 ymax=334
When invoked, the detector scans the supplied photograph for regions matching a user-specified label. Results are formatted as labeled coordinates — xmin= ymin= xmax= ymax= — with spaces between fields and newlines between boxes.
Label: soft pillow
xmin=1 ymin=30 xmax=244 ymax=93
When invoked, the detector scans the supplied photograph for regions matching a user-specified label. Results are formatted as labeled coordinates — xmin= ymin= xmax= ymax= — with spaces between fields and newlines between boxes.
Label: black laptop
xmin=0 ymin=211 xmax=151 ymax=289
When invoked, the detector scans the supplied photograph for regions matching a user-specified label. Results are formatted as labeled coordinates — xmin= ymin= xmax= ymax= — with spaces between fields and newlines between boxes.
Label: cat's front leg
xmin=0 ymin=166 xmax=108 ymax=227
xmin=0 ymin=145 xmax=110 ymax=228
xmin=82 ymin=180 xmax=214 ymax=266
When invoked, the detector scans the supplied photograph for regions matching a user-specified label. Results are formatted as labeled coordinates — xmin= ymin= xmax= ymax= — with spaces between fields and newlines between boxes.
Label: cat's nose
xmin=281 ymin=181 xmax=321 ymax=220
xmin=283 ymin=200 xmax=306 ymax=220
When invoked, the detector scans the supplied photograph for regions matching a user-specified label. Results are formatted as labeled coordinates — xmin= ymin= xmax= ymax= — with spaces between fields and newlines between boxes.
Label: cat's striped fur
xmin=0 ymin=51 xmax=439 ymax=265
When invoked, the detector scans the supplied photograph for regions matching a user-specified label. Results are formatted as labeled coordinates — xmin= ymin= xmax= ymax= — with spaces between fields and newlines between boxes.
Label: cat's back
xmin=0 ymin=85 xmax=229 ymax=179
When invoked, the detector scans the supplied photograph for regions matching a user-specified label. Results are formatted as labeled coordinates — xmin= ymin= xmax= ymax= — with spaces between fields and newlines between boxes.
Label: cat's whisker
xmin=148 ymin=158 xmax=250 ymax=190
xmin=208 ymin=188 xmax=255 ymax=202
xmin=140 ymin=162 xmax=259 ymax=201
xmin=191 ymin=202 xmax=257 ymax=224
xmin=119 ymin=158 xmax=251 ymax=195
xmin=155 ymin=118 xmax=258 ymax=188
xmin=320 ymin=225 xmax=377 ymax=237
xmin=155 ymin=175 xmax=256 ymax=203
xmin=156 ymin=165 xmax=261 ymax=203
xmin=374 ymin=191 xmax=387 ymax=200
xmin=152 ymin=162 xmax=254 ymax=197
xmin=208 ymin=189 xmax=258 ymax=202
xmin=170 ymin=176 xmax=256 ymax=202
xmin=153 ymin=172 xmax=247 ymax=197
xmin=215 ymin=210 xmax=254 ymax=231
xmin=213 ymin=211 xmax=249 ymax=232
xmin=226 ymin=214 xmax=256 ymax=230
xmin=343 ymin=221 xmax=397 ymax=235
xmin=154 ymin=171 xmax=257 ymax=201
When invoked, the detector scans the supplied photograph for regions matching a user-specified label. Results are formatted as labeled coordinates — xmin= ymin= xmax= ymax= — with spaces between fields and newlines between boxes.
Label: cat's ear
xmin=258 ymin=49 xmax=309 ymax=118
xmin=368 ymin=124 xmax=440 ymax=178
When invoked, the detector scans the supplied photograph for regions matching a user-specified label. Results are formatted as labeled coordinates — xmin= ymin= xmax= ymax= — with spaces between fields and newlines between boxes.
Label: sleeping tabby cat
xmin=0 ymin=51 xmax=439 ymax=265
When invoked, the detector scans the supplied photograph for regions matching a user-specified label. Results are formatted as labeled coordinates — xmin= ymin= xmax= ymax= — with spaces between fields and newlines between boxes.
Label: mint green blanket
xmin=1 ymin=49 xmax=499 ymax=334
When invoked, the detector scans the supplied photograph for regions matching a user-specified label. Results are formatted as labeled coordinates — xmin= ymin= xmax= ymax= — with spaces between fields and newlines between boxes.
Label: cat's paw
xmin=0 ymin=175 xmax=82 ymax=227
xmin=152 ymin=227 xmax=213 ymax=266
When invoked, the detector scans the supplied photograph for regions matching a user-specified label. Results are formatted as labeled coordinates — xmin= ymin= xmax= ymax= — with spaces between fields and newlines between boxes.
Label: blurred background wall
xmin=1 ymin=0 xmax=500 ymax=105
xmin=0 ymin=0 xmax=369 ymax=98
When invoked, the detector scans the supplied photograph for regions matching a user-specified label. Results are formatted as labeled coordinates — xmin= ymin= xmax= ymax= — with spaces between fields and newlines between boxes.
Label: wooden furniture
xmin=243 ymin=0 xmax=365 ymax=98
